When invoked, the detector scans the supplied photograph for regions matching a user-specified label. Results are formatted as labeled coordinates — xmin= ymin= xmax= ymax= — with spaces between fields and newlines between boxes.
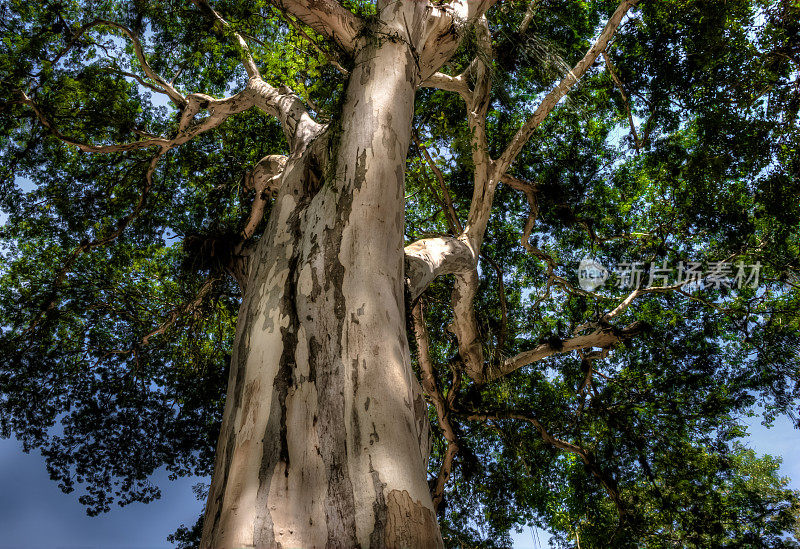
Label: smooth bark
xmin=200 ymin=27 xmax=441 ymax=549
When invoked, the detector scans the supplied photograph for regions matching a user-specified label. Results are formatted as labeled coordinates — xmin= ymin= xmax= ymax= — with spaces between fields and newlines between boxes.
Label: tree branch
xmin=419 ymin=71 xmax=471 ymax=99
xmin=450 ymin=268 xmax=484 ymax=381
xmin=463 ymin=410 xmax=626 ymax=517
xmin=417 ymin=0 xmax=500 ymax=81
xmin=485 ymin=321 xmax=648 ymax=382
xmin=189 ymin=1 xmax=322 ymax=149
xmin=412 ymin=301 xmax=460 ymax=512
xmin=495 ymin=0 xmax=639 ymax=176
xmin=412 ymin=131 xmax=463 ymax=234
xmin=241 ymin=155 xmax=288 ymax=241
xmin=501 ymin=173 xmax=540 ymax=252
xmin=18 ymin=84 xmax=261 ymax=154
xmin=519 ymin=0 xmax=544 ymax=35
xmin=98 ymin=20 xmax=186 ymax=107
xmin=404 ymin=236 xmax=475 ymax=302
xmin=603 ymin=50 xmax=641 ymax=153
xmin=141 ymin=277 xmax=221 ymax=346
xmin=267 ymin=0 xmax=362 ymax=55
xmin=190 ymin=0 xmax=261 ymax=79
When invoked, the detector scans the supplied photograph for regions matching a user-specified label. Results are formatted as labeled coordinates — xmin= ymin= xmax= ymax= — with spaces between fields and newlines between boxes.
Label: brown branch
xmin=519 ymin=0 xmax=544 ymax=35
xmin=106 ymin=66 xmax=173 ymax=98
xmin=18 ymin=90 xmax=171 ymax=153
xmin=41 ymin=19 xmax=185 ymax=106
xmin=18 ymin=14 xmax=317 ymax=154
xmin=450 ymin=268 xmax=485 ymax=382
xmin=412 ymin=301 xmax=460 ymax=512
xmin=485 ymin=321 xmax=648 ymax=382
xmin=501 ymin=173 xmax=540 ymax=251
xmin=463 ymin=410 xmax=627 ymax=519
xmin=481 ymin=253 xmax=508 ymax=353
xmin=97 ymin=20 xmax=186 ymax=106
xmin=603 ymin=50 xmax=641 ymax=153
xmin=413 ymin=131 xmax=463 ymax=234
xmin=142 ymin=277 xmax=220 ymax=345
xmin=18 ymin=84 xmax=259 ymax=154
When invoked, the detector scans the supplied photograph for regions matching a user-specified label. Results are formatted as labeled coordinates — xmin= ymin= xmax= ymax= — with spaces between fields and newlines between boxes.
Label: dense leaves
xmin=1 ymin=0 xmax=800 ymax=547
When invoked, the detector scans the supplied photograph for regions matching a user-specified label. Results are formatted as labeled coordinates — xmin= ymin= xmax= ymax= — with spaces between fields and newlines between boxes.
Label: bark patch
xmin=368 ymin=457 xmax=387 ymax=549
xmin=384 ymin=490 xmax=440 ymax=548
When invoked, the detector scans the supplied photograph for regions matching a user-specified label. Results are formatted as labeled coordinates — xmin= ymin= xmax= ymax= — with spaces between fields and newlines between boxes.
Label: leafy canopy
xmin=1 ymin=0 xmax=799 ymax=547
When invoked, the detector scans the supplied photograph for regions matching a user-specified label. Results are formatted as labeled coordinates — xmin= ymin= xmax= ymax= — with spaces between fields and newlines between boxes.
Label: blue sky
xmin=0 ymin=413 xmax=797 ymax=549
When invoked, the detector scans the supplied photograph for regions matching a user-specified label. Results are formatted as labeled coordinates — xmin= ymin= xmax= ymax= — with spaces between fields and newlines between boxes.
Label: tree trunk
xmin=200 ymin=34 xmax=442 ymax=549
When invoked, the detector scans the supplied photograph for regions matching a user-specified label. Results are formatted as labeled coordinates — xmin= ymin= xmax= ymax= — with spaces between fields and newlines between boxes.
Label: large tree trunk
xmin=200 ymin=33 xmax=442 ymax=548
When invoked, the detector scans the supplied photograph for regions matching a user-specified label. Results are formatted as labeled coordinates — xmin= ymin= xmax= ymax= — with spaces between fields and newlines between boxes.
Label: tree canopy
xmin=1 ymin=0 xmax=800 ymax=547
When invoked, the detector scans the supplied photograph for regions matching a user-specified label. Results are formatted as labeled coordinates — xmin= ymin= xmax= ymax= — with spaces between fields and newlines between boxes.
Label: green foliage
xmin=1 ymin=0 xmax=800 ymax=547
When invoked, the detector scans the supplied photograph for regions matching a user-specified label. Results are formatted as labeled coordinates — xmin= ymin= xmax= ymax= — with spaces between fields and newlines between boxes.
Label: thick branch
xmin=443 ymin=17 xmax=494 ymax=382
xmin=405 ymin=236 xmax=475 ymax=302
xmin=495 ymin=0 xmax=639 ymax=176
xmin=99 ymin=20 xmax=185 ymax=106
xmin=267 ymin=0 xmax=362 ymax=54
xmin=486 ymin=321 xmax=648 ymax=382
xmin=241 ymin=155 xmax=288 ymax=240
xmin=450 ymin=269 xmax=484 ymax=381
xmin=417 ymin=0 xmax=499 ymax=81
xmin=420 ymin=71 xmax=471 ymax=100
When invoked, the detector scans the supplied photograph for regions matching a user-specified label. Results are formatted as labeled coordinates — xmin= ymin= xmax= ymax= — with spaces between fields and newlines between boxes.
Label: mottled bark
xmin=200 ymin=28 xmax=441 ymax=549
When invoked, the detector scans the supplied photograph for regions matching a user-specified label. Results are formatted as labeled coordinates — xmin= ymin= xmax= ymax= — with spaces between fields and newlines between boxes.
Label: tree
xmin=1 ymin=0 xmax=799 ymax=546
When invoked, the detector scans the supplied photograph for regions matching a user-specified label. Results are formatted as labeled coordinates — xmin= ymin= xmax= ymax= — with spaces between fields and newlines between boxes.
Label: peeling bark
xmin=200 ymin=15 xmax=447 ymax=547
